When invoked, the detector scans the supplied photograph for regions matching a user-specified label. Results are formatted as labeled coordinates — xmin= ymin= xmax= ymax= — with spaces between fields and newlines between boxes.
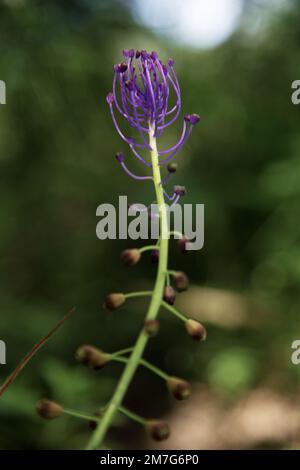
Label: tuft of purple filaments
xmin=106 ymin=49 xmax=200 ymax=204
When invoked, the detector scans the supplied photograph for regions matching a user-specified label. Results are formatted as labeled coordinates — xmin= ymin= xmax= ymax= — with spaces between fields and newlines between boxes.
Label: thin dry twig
xmin=0 ymin=307 xmax=76 ymax=398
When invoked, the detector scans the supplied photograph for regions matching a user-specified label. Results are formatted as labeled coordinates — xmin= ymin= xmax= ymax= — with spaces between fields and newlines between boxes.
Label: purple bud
xmin=172 ymin=271 xmax=189 ymax=292
xmin=116 ymin=152 xmax=125 ymax=162
xmin=168 ymin=58 xmax=174 ymax=66
xmin=141 ymin=50 xmax=148 ymax=60
xmin=123 ymin=49 xmax=129 ymax=57
xmin=115 ymin=62 xmax=128 ymax=73
xmin=174 ymin=185 xmax=186 ymax=196
xmin=163 ymin=286 xmax=176 ymax=305
xmin=128 ymin=49 xmax=135 ymax=58
xmin=135 ymin=50 xmax=141 ymax=58
xmin=106 ymin=92 xmax=114 ymax=104
xmin=185 ymin=113 xmax=200 ymax=125
xmin=151 ymin=51 xmax=158 ymax=60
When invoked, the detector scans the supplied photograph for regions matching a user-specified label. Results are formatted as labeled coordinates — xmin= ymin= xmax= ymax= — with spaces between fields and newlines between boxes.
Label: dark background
xmin=1 ymin=0 xmax=300 ymax=450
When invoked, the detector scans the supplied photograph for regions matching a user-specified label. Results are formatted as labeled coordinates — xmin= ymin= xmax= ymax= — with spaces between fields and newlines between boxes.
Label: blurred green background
xmin=1 ymin=0 xmax=300 ymax=450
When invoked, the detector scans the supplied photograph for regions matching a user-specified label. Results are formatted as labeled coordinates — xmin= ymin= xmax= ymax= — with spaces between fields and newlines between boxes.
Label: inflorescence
xmin=36 ymin=49 xmax=205 ymax=449
xmin=107 ymin=48 xmax=200 ymax=205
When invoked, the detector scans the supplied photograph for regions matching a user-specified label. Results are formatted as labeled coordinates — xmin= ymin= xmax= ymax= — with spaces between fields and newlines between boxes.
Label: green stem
xmin=167 ymin=269 xmax=178 ymax=276
xmin=86 ymin=124 xmax=169 ymax=450
xmin=110 ymin=355 xmax=169 ymax=381
xmin=139 ymin=245 xmax=159 ymax=254
xmin=110 ymin=347 xmax=134 ymax=358
xmin=124 ymin=291 xmax=152 ymax=300
xmin=118 ymin=405 xmax=146 ymax=425
xmin=64 ymin=408 xmax=100 ymax=422
xmin=161 ymin=301 xmax=187 ymax=322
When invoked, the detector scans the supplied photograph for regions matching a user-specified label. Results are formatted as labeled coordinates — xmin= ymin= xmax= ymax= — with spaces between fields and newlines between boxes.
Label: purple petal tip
xmin=116 ymin=152 xmax=125 ymax=162
xmin=106 ymin=92 xmax=114 ymax=104
xmin=185 ymin=114 xmax=200 ymax=125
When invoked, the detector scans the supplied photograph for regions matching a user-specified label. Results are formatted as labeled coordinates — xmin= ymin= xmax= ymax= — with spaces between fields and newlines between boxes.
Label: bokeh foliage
xmin=0 ymin=0 xmax=300 ymax=449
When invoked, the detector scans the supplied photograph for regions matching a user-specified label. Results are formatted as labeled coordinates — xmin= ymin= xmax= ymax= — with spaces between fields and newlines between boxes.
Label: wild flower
xmin=36 ymin=49 xmax=206 ymax=449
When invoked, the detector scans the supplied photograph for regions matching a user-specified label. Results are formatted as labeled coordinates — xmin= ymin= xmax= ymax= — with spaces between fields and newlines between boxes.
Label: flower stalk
xmin=86 ymin=125 xmax=169 ymax=450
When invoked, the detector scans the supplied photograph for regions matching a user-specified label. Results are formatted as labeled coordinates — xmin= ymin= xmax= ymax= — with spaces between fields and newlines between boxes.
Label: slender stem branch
xmin=139 ymin=245 xmax=160 ymax=254
xmin=124 ymin=291 xmax=152 ymax=300
xmin=118 ymin=405 xmax=146 ymax=425
xmin=167 ymin=270 xmax=178 ymax=276
xmin=64 ymin=408 xmax=100 ymax=422
xmin=86 ymin=124 xmax=169 ymax=450
xmin=110 ymin=347 xmax=134 ymax=358
xmin=161 ymin=301 xmax=187 ymax=322
xmin=109 ymin=355 xmax=169 ymax=381
xmin=169 ymin=231 xmax=183 ymax=239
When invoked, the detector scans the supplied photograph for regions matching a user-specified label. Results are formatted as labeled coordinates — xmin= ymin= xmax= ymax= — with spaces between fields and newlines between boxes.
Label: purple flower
xmin=106 ymin=49 xmax=200 ymax=168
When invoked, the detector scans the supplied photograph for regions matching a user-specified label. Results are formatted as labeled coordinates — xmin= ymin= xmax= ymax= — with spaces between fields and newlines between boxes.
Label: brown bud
xmin=163 ymin=286 xmax=176 ymax=305
xmin=104 ymin=293 xmax=125 ymax=311
xmin=150 ymin=249 xmax=160 ymax=264
xmin=144 ymin=319 xmax=160 ymax=337
xmin=36 ymin=399 xmax=63 ymax=420
xmin=146 ymin=420 xmax=170 ymax=441
xmin=185 ymin=319 xmax=207 ymax=342
xmin=172 ymin=271 xmax=189 ymax=292
xmin=120 ymin=249 xmax=141 ymax=267
xmin=76 ymin=345 xmax=110 ymax=370
xmin=167 ymin=376 xmax=191 ymax=401
xmin=167 ymin=162 xmax=177 ymax=173
xmin=178 ymin=235 xmax=190 ymax=254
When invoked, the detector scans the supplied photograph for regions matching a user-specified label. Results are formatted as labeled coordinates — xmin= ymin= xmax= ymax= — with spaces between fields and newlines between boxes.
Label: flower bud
xmin=106 ymin=92 xmax=114 ymax=104
xmin=76 ymin=345 xmax=110 ymax=370
xmin=163 ymin=286 xmax=176 ymax=305
xmin=174 ymin=185 xmax=186 ymax=196
xmin=146 ymin=420 xmax=170 ymax=441
xmin=120 ymin=248 xmax=141 ymax=267
xmin=114 ymin=62 xmax=128 ymax=74
xmin=115 ymin=152 xmax=125 ymax=162
xmin=36 ymin=399 xmax=63 ymax=420
xmin=167 ymin=162 xmax=177 ymax=174
xmin=144 ymin=319 xmax=160 ymax=337
xmin=184 ymin=113 xmax=200 ymax=125
xmin=172 ymin=271 xmax=189 ymax=292
xmin=150 ymin=249 xmax=159 ymax=264
xmin=178 ymin=235 xmax=190 ymax=254
xmin=104 ymin=293 xmax=125 ymax=311
xmin=185 ymin=319 xmax=207 ymax=342
xmin=167 ymin=376 xmax=191 ymax=400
